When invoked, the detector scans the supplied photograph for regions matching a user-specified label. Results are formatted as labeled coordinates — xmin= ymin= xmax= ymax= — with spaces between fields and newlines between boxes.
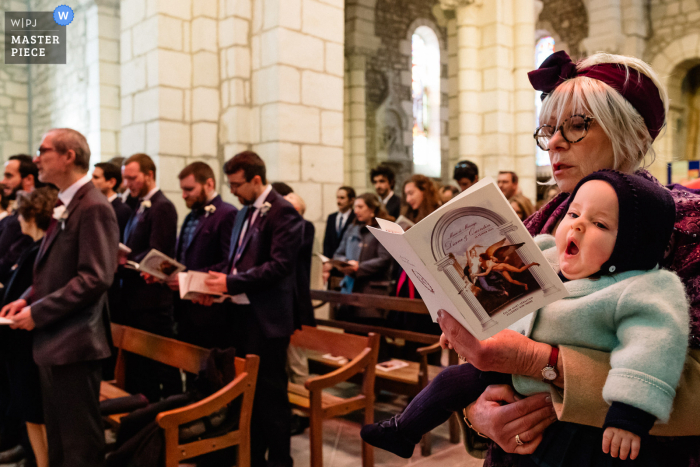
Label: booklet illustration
xmin=125 ymin=249 xmax=186 ymax=281
xmin=178 ymin=271 xmax=250 ymax=305
xmin=368 ymin=178 xmax=567 ymax=340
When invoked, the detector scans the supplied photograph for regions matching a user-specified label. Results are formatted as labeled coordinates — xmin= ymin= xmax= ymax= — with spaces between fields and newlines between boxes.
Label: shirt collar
xmin=252 ymin=185 xmax=273 ymax=210
xmin=141 ymin=186 xmax=160 ymax=201
xmin=207 ymin=191 xmax=218 ymax=203
xmin=107 ymin=193 xmax=118 ymax=203
xmin=58 ymin=174 xmax=91 ymax=207
xmin=339 ymin=209 xmax=351 ymax=222
xmin=382 ymin=191 xmax=394 ymax=205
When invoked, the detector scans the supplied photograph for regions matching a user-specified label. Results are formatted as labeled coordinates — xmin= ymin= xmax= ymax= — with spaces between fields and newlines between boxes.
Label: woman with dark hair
xmin=0 ymin=187 xmax=57 ymax=467
xmin=509 ymin=194 xmax=535 ymax=222
xmin=328 ymin=193 xmax=393 ymax=326
xmin=439 ymin=51 xmax=700 ymax=466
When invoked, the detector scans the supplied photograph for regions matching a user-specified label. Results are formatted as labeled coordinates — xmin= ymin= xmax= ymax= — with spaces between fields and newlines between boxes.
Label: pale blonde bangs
xmin=539 ymin=75 xmax=655 ymax=172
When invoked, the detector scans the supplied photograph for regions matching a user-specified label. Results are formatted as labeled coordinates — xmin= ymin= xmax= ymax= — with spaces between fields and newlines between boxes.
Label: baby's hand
xmin=602 ymin=427 xmax=640 ymax=460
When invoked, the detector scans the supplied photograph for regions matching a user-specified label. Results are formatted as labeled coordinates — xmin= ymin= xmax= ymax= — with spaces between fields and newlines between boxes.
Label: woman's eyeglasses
xmin=533 ymin=115 xmax=595 ymax=151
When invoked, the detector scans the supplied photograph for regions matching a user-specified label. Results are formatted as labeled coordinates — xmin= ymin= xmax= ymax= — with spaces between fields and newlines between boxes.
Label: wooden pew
xmin=102 ymin=324 xmax=259 ymax=467
xmin=310 ymin=290 xmax=460 ymax=456
xmin=289 ymin=325 xmax=380 ymax=467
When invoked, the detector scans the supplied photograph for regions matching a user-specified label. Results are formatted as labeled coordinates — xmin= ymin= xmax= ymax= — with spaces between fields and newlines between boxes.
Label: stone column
xmin=580 ymin=0 xmax=625 ymax=55
xmin=250 ymin=0 xmax=345 ymax=233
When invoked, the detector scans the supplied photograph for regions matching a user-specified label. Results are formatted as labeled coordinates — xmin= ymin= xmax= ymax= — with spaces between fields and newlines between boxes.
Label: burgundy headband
xmin=528 ymin=50 xmax=665 ymax=140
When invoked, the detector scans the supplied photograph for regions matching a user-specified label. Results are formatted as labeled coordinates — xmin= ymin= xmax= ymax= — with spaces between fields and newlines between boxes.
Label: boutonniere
xmin=259 ymin=202 xmax=272 ymax=217
xmin=138 ymin=199 xmax=152 ymax=214
xmin=204 ymin=204 xmax=216 ymax=218
xmin=53 ymin=205 xmax=69 ymax=230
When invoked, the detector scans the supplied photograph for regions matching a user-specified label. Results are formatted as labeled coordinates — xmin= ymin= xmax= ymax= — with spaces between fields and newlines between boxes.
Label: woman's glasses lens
xmin=533 ymin=115 xmax=590 ymax=151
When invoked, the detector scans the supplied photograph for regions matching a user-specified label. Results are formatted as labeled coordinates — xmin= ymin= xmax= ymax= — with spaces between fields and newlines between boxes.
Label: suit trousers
xmin=233 ymin=309 xmax=293 ymax=467
xmin=39 ymin=360 xmax=104 ymax=467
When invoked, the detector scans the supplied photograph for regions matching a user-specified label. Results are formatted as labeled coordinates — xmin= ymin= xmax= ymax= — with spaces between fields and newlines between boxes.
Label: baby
xmin=361 ymin=170 xmax=689 ymax=462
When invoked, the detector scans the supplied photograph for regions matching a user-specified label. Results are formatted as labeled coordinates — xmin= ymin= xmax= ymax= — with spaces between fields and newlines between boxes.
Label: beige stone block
xmin=253 ymin=141 xmax=301 ymax=181
xmin=478 ymin=45 xmax=511 ymax=69
xmin=100 ymin=62 xmax=121 ymax=87
xmin=325 ymin=42 xmax=344 ymax=77
xmin=192 ymin=122 xmax=218 ymax=156
xmin=458 ymin=134 xmax=479 ymax=157
xmin=293 ymin=183 xmax=323 ymax=221
xmin=134 ymin=88 xmax=159 ymax=122
xmin=122 ymin=57 xmax=147 ymax=95
xmin=132 ymin=16 xmax=159 ymax=55
xmin=458 ymin=69 xmax=481 ymax=91
xmin=2 ymin=142 xmax=28 ymax=160
xmin=155 ymin=0 xmax=191 ymax=20
xmin=13 ymin=99 xmax=28 ymax=114
xmin=514 ymin=134 xmax=535 ymax=157
xmin=146 ymin=121 xmax=160 ymax=155
xmin=457 ymin=24 xmax=479 ymax=48
xmin=227 ymin=0 xmax=252 ymax=19
xmin=185 ymin=89 xmax=192 ymax=122
xmin=459 ymin=112 xmax=482 ymax=135
xmin=156 ymin=15 xmax=183 ymax=51
xmin=121 ymin=123 xmax=146 ymax=155
xmin=146 ymin=50 xmax=159 ymax=88
xmin=121 ymin=96 xmax=134 ymax=125
xmin=192 ymin=17 xmax=218 ymax=52
xmin=457 ymin=46 xmax=478 ymax=67
xmin=479 ymin=90 xmax=510 ymax=113
xmin=250 ymin=105 xmax=261 ymax=144
xmin=251 ymin=34 xmax=261 ymax=71
xmin=350 ymin=120 xmax=366 ymax=138
xmin=302 ymin=0 xmax=343 ymax=43
xmin=301 ymin=145 xmax=343 ymax=183
xmin=193 ymin=0 xmax=218 ymax=18
xmin=99 ymin=38 xmax=120 ymax=63
xmin=160 ymin=87 xmax=184 ymax=120
xmin=121 ymin=0 xmax=146 ymax=29
xmin=302 ymin=72 xmax=343 ymax=110
xmin=482 ymin=68 xmax=513 ymax=92
xmin=192 ymin=88 xmax=220 ymax=121
xmin=11 ymin=127 xmax=28 ymax=143
xmin=264 ymin=0 xmax=302 ymax=31
xmin=252 ymin=0 xmax=263 ymax=31
xmin=101 ymin=130 xmax=118 ymax=155
xmin=482 ymin=23 xmax=513 ymax=48
xmin=183 ymin=21 xmax=191 ymax=53
xmin=253 ymin=65 xmax=300 ymax=104
xmin=226 ymin=46 xmax=251 ymax=78
xmin=321 ymin=111 xmax=343 ymax=146
xmin=220 ymin=106 xmax=252 ymax=144
xmin=483 ymin=111 xmax=513 ymax=134
xmin=159 ymin=121 xmax=191 ymax=155
xmin=261 ymin=103 xmax=320 ymax=143
xmin=261 ymin=28 xmax=324 ymax=71
xmin=158 ymin=155 xmax=188 ymax=191
xmin=121 ymin=30 xmax=132 ymax=62
xmin=230 ymin=79 xmax=248 ymax=105
xmin=681 ymin=34 xmax=700 ymax=59
xmin=219 ymin=17 xmax=236 ymax=47
xmin=158 ymin=50 xmax=192 ymax=88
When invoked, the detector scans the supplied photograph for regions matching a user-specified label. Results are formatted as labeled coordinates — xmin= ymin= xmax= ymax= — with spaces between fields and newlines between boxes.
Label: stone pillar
xmin=580 ymin=0 xmax=625 ymax=55
xmin=345 ymin=55 xmax=370 ymax=191
xmin=250 ymin=0 xmax=345 ymax=232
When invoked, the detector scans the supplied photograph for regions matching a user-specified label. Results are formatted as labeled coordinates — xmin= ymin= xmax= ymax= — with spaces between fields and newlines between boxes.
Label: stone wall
xmin=0 ymin=0 xmax=30 ymax=160
xmin=537 ymin=0 xmax=588 ymax=59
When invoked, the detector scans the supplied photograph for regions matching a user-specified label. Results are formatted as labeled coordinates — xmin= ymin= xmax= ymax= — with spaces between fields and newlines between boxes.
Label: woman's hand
xmin=437 ymin=310 xmax=551 ymax=379
xmin=338 ymin=260 xmax=359 ymax=276
xmin=466 ymin=385 xmax=557 ymax=454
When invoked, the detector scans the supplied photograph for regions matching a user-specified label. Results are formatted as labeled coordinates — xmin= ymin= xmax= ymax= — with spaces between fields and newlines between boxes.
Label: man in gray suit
xmin=1 ymin=128 xmax=119 ymax=467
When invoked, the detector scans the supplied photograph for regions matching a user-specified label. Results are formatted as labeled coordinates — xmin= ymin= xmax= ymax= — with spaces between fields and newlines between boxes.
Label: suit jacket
xmin=322 ymin=210 xmax=355 ymax=258
xmin=0 ymin=240 xmax=40 ymax=352
xmin=225 ymin=189 xmax=304 ymax=339
xmin=384 ymin=193 xmax=401 ymax=220
xmin=22 ymin=182 xmax=118 ymax=366
xmin=176 ymin=195 xmax=237 ymax=272
xmin=122 ymin=190 xmax=178 ymax=312
xmin=294 ymin=220 xmax=316 ymax=329
xmin=111 ymin=197 xmax=133 ymax=242
xmin=0 ymin=213 xmax=33 ymax=285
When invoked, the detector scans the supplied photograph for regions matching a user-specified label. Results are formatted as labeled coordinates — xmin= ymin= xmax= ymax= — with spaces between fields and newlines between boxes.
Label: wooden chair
xmin=288 ymin=325 xmax=380 ymax=467
xmin=102 ymin=324 xmax=259 ymax=467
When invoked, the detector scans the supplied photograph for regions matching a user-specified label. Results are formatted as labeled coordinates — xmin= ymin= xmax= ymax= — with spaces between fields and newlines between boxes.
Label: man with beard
xmin=120 ymin=153 xmax=180 ymax=401
xmin=169 ymin=161 xmax=237 ymax=349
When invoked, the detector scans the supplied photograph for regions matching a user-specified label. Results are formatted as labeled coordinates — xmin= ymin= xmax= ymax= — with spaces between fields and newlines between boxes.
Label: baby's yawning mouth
xmin=566 ymin=239 xmax=579 ymax=256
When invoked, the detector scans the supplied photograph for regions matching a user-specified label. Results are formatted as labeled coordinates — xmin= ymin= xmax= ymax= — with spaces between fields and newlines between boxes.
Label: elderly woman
xmin=438 ymin=51 xmax=700 ymax=466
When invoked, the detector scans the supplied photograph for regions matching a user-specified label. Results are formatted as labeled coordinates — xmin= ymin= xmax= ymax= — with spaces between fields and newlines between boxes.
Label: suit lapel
xmin=233 ymin=191 xmax=276 ymax=267
xmin=185 ymin=196 xmax=220 ymax=254
xmin=37 ymin=182 xmax=92 ymax=265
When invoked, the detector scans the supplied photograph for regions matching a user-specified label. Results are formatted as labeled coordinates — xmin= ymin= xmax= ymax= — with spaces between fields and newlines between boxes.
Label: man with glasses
xmin=453 ymin=160 xmax=479 ymax=191
xmin=202 ymin=151 xmax=303 ymax=467
xmin=1 ymin=128 xmax=118 ymax=467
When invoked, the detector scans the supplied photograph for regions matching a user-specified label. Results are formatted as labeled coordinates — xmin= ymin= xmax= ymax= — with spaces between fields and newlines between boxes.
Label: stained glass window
xmin=535 ymin=36 xmax=555 ymax=166
xmin=412 ymin=27 xmax=441 ymax=177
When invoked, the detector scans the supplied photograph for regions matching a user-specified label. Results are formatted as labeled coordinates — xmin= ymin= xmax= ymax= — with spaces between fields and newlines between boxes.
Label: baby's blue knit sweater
xmin=509 ymin=235 xmax=689 ymax=422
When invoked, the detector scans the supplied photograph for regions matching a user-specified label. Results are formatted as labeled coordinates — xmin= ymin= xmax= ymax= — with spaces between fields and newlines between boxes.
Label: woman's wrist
xmin=525 ymin=342 xmax=564 ymax=387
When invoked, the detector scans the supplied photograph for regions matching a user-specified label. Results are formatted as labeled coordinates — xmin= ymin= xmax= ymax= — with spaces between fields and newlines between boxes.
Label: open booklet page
xmin=369 ymin=178 xmax=567 ymax=340
xmin=138 ymin=249 xmax=186 ymax=281
xmin=0 ymin=317 xmax=13 ymax=325
xmin=178 ymin=271 xmax=250 ymax=305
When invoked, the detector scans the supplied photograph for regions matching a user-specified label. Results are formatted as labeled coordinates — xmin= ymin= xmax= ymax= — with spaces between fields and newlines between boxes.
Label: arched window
xmin=535 ymin=36 xmax=555 ymax=167
xmin=412 ymin=26 xmax=441 ymax=178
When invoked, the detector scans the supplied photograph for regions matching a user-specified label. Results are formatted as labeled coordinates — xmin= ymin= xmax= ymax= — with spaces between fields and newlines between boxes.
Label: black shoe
xmin=0 ymin=444 xmax=26 ymax=463
xmin=290 ymin=414 xmax=310 ymax=436
xmin=360 ymin=417 xmax=414 ymax=459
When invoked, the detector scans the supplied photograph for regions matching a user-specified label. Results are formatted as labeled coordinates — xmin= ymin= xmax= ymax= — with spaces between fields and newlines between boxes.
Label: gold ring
xmin=515 ymin=434 xmax=524 ymax=446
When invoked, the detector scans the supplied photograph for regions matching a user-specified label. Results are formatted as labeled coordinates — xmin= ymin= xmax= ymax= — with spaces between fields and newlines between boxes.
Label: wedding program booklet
xmin=125 ymin=249 xmax=186 ymax=281
xmin=368 ymin=178 xmax=567 ymax=340
xmin=178 ymin=271 xmax=250 ymax=305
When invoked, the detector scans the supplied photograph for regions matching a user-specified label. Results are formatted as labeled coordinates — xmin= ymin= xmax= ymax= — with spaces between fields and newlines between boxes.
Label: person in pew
xmin=327 ymin=193 xmax=393 ymax=327
xmin=201 ymin=151 xmax=304 ymax=467
xmin=92 ymin=162 xmax=132 ymax=240
xmin=120 ymin=153 xmax=181 ymax=402
xmin=0 ymin=187 xmax=58 ymax=467
xmin=323 ymin=186 xmax=356 ymax=259
xmin=1 ymin=128 xmax=118 ymax=467
xmin=168 ymin=161 xmax=237 ymax=349
xmin=371 ymin=165 xmax=401 ymax=220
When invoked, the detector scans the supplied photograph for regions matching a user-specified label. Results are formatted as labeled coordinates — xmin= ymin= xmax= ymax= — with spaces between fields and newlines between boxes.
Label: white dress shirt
xmin=58 ymin=174 xmax=92 ymax=207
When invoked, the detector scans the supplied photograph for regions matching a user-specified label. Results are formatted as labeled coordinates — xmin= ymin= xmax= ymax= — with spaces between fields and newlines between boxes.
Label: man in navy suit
xmin=92 ymin=162 xmax=132 ymax=240
xmin=203 ymin=151 xmax=303 ymax=467
xmin=169 ymin=161 xmax=237 ymax=349
xmin=323 ymin=186 xmax=356 ymax=258
xmin=121 ymin=153 xmax=180 ymax=401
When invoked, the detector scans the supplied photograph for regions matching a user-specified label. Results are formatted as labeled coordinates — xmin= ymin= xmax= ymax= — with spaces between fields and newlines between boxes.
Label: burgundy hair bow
xmin=527 ymin=50 xmax=665 ymax=140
